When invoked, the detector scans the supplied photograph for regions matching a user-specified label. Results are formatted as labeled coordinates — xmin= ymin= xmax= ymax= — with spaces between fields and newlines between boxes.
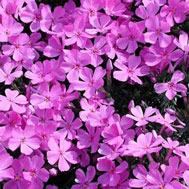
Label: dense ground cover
xmin=0 ymin=0 xmax=188 ymax=188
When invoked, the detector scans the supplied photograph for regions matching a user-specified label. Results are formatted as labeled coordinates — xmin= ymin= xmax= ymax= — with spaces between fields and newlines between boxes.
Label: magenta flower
xmin=123 ymin=132 xmax=162 ymax=157
xmin=142 ymin=0 xmax=166 ymax=7
xmin=23 ymin=155 xmax=49 ymax=189
xmin=59 ymin=109 xmax=82 ymax=140
xmin=160 ymin=0 xmax=187 ymax=26
xmin=44 ymin=36 xmax=65 ymax=59
xmin=116 ymin=22 xmax=144 ymax=53
xmin=77 ymin=123 xmax=101 ymax=153
xmin=97 ymin=158 xmax=128 ymax=187
xmin=88 ymin=105 xmax=114 ymax=127
xmin=136 ymin=3 xmax=159 ymax=20
xmin=8 ymin=126 xmax=40 ymax=155
xmin=0 ymin=149 xmax=14 ymax=181
xmin=79 ymin=98 xmax=98 ymax=122
xmin=129 ymin=164 xmax=148 ymax=188
xmin=0 ymin=63 xmax=23 ymax=85
xmin=25 ymin=60 xmax=54 ymax=84
xmin=183 ymin=171 xmax=189 ymax=187
xmin=104 ymin=0 xmax=126 ymax=16
xmin=144 ymin=41 xmax=183 ymax=72
xmin=144 ymin=15 xmax=171 ymax=48
xmin=174 ymin=31 xmax=189 ymax=64
xmin=20 ymin=1 xmax=43 ymax=32
xmin=3 ymin=159 xmax=29 ymax=189
xmin=154 ymin=70 xmax=187 ymax=100
xmin=113 ymin=55 xmax=149 ymax=84
xmin=0 ymin=15 xmax=23 ymax=42
xmin=62 ymin=49 xmax=90 ymax=83
xmin=73 ymin=67 xmax=106 ymax=98
xmin=146 ymin=167 xmax=175 ymax=188
xmin=40 ymin=5 xmax=65 ymax=32
xmin=81 ymin=36 xmax=107 ymax=67
xmin=126 ymin=105 xmax=157 ymax=126
xmin=47 ymin=137 xmax=78 ymax=171
xmin=64 ymin=14 xmax=92 ymax=48
xmin=72 ymin=166 xmax=98 ymax=189
xmin=86 ymin=14 xmax=114 ymax=35
xmin=2 ymin=33 xmax=35 ymax=61
xmin=30 ymin=83 xmax=62 ymax=109
xmin=0 ymin=89 xmax=27 ymax=114
xmin=28 ymin=32 xmax=46 ymax=60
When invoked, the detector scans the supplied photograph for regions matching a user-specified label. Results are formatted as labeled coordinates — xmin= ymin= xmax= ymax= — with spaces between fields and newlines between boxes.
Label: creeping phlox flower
xmin=154 ymin=70 xmax=187 ymax=100
xmin=0 ymin=0 xmax=188 ymax=188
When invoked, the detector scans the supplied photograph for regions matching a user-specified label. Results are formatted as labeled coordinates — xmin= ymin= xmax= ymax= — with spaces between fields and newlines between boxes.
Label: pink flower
xmin=79 ymin=98 xmax=98 ymax=122
xmin=47 ymin=137 xmax=78 ymax=171
xmin=2 ymin=34 xmax=35 ymax=61
xmin=0 ymin=63 xmax=23 ymax=85
xmin=123 ymin=132 xmax=162 ymax=157
xmin=58 ymin=109 xmax=82 ymax=140
xmin=25 ymin=60 xmax=54 ymax=84
xmin=174 ymin=31 xmax=189 ymax=64
xmin=142 ymin=0 xmax=166 ymax=7
xmin=183 ymin=170 xmax=189 ymax=187
xmin=116 ymin=22 xmax=145 ymax=53
xmin=77 ymin=123 xmax=101 ymax=153
xmin=40 ymin=5 xmax=65 ymax=32
xmin=160 ymin=0 xmax=187 ymax=26
xmin=0 ymin=89 xmax=27 ymax=114
xmin=23 ymin=155 xmax=49 ymax=189
xmin=97 ymin=159 xmax=128 ymax=187
xmin=136 ymin=3 xmax=159 ymax=20
xmin=113 ymin=55 xmax=149 ymax=84
xmin=20 ymin=1 xmax=43 ymax=32
xmin=62 ymin=49 xmax=90 ymax=83
xmin=126 ymin=105 xmax=157 ymax=126
xmin=146 ymin=167 xmax=175 ymax=188
xmin=3 ymin=159 xmax=29 ymax=189
xmin=144 ymin=41 xmax=183 ymax=73
xmin=103 ymin=0 xmax=126 ymax=16
xmin=72 ymin=166 xmax=98 ymax=189
xmin=73 ymin=67 xmax=106 ymax=98
xmin=154 ymin=70 xmax=187 ymax=100
xmin=0 ymin=15 xmax=23 ymax=42
xmin=129 ymin=164 xmax=148 ymax=188
xmin=0 ymin=149 xmax=14 ymax=181
xmin=44 ymin=36 xmax=65 ymax=59
xmin=30 ymin=83 xmax=62 ymax=109
xmin=81 ymin=36 xmax=107 ymax=67
xmin=86 ymin=14 xmax=114 ymax=35
xmin=64 ymin=14 xmax=92 ymax=48
xmin=8 ymin=126 xmax=40 ymax=155
xmin=144 ymin=15 xmax=171 ymax=48
xmin=88 ymin=105 xmax=114 ymax=127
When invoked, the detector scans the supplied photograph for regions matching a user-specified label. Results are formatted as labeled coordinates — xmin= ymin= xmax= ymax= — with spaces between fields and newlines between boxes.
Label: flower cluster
xmin=0 ymin=0 xmax=188 ymax=188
